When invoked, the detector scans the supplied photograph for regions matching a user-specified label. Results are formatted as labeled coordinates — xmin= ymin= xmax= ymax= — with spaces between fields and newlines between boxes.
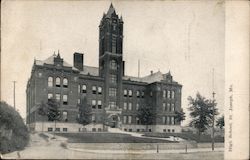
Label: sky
xmin=1 ymin=0 xmax=225 ymax=126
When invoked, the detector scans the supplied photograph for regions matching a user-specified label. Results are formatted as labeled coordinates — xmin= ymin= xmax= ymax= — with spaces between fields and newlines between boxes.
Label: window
xmin=92 ymin=86 xmax=97 ymax=94
xmin=123 ymin=116 xmax=127 ymax=124
xmin=109 ymin=101 xmax=116 ymax=109
xmin=112 ymin=38 xmax=116 ymax=53
xmin=172 ymin=103 xmax=175 ymax=111
xmin=109 ymin=88 xmax=117 ymax=97
xmin=162 ymin=116 xmax=166 ymax=124
xmin=63 ymin=78 xmax=68 ymax=88
xmin=62 ymin=111 xmax=68 ymax=122
xmin=56 ymin=94 xmax=60 ymax=101
xmin=150 ymin=91 xmax=153 ymax=97
xmin=98 ymin=128 xmax=102 ymax=132
xmin=128 ymin=116 xmax=132 ymax=124
xmin=129 ymin=129 xmax=132 ymax=132
xmin=149 ymin=129 xmax=152 ymax=132
xmin=172 ymin=129 xmax=175 ymax=133
xmin=77 ymin=99 xmax=80 ymax=104
xmin=128 ymin=103 xmax=132 ymax=110
xmin=163 ymin=90 xmax=166 ymax=98
xmin=167 ymin=103 xmax=171 ymax=112
xmin=98 ymin=87 xmax=102 ymax=94
xmin=163 ymin=103 xmax=166 ymax=111
xmin=128 ymin=90 xmax=132 ymax=97
xmin=78 ymin=85 xmax=81 ymax=93
xmin=110 ymin=74 xmax=117 ymax=83
xmin=136 ymin=91 xmax=140 ymax=98
xmin=136 ymin=117 xmax=140 ymax=124
xmin=56 ymin=77 xmax=60 ymax=87
xmin=141 ymin=91 xmax=145 ymax=98
xmin=168 ymin=129 xmax=171 ymax=133
xmin=48 ymin=93 xmax=53 ymax=100
xmin=110 ymin=60 xmax=117 ymax=70
xmin=92 ymin=100 xmax=96 ymax=109
xmin=166 ymin=116 xmax=170 ymax=125
xmin=136 ymin=104 xmax=139 ymax=110
xmin=137 ymin=129 xmax=140 ymax=132
xmin=92 ymin=115 xmax=96 ymax=122
xmin=124 ymin=89 xmax=127 ymax=97
xmin=48 ymin=128 xmax=53 ymax=132
xmin=167 ymin=90 xmax=171 ymax=98
xmin=63 ymin=95 xmax=68 ymax=105
xmin=55 ymin=128 xmax=60 ymax=132
xmin=123 ymin=102 xmax=127 ymax=110
xmin=124 ymin=128 xmax=127 ymax=131
xmin=92 ymin=128 xmax=96 ymax=132
xmin=63 ymin=128 xmax=68 ymax=132
xmin=82 ymin=85 xmax=87 ymax=93
xmin=48 ymin=77 xmax=53 ymax=87
xmin=98 ymin=100 xmax=102 ymax=109
xmin=171 ymin=117 xmax=175 ymax=125
xmin=163 ymin=129 xmax=166 ymax=132
xmin=172 ymin=91 xmax=175 ymax=99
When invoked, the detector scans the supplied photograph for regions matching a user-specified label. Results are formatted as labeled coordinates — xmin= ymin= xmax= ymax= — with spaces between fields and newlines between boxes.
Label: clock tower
xmin=99 ymin=4 xmax=124 ymax=128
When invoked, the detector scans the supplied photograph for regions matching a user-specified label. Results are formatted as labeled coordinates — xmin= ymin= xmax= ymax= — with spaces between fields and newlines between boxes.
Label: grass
xmin=55 ymin=133 xmax=176 ymax=143
xmin=143 ymin=132 xmax=224 ymax=143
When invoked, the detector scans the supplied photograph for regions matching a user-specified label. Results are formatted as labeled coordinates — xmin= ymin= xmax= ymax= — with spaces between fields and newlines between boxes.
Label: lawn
xmin=55 ymin=133 xmax=176 ymax=143
xmin=143 ymin=132 xmax=224 ymax=143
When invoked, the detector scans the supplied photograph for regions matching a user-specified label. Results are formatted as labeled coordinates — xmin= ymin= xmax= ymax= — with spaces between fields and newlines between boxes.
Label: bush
xmin=0 ymin=101 xmax=30 ymax=154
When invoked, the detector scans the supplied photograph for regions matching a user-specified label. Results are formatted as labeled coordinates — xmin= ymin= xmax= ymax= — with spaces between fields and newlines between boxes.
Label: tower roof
xmin=106 ymin=3 xmax=116 ymax=18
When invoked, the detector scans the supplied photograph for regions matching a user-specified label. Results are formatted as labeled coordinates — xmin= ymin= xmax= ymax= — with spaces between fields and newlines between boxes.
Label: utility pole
xmin=13 ymin=81 xmax=16 ymax=110
xmin=212 ymin=68 xmax=215 ymax=151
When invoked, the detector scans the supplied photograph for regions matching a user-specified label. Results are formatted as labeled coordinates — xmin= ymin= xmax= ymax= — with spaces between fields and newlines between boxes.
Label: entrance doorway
xmin=110 ymin=115 xmax=119 ymax=128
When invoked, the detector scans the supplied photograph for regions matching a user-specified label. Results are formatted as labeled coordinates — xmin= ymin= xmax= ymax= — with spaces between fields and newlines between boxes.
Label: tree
xmin=0 ymin=101 xmax=29 ymax=153
xmin=47 ymin=99 xmax=61 ymax=137
xmin=38 ymin=101 xmax=48 ymax=132
xmin=188 ymin=92 xmax=218 ymax=136
xmin=175 ymin=108 xmax=186 ymax=123
xmin=77 ymin=97 xmax=92 ymax=126
xmin=137 ymin=105 xmax=156 ymax=132
xmin=216 ymin=115 xmax=224 ymax=129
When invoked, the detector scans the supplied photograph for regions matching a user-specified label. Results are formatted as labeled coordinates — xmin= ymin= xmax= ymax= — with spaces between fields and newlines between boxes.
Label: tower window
xmin=78 ymin=85 xmax=81 ymax=94
xmin=141 ymin=91 xmax=145 ymax=98
xmin=56 ymin=77 xmax=60 ymax=87
xmin=110 ymin=60 xmax=117 ymax=70
xmin=163 ymin=103 xmax=166 ymax=111
xmin=167 ymin=90 xmax=171 ymax=98
xmin=172 ymin=91 xmax=175 ymax=99
xmin=63 ymin=78 xmax=68 ymax=88
xmin=48 ymin=77 xmax=53 ymax=87
xmin=163 ymin=90 xmax=166 ymax=98
xmin=110 ymin=74 xmax=117 ymax=83
xmin=109 ymin=101 xmax=116 ymax=109
xmin=109 ymin=88 xmax=117 ymax=97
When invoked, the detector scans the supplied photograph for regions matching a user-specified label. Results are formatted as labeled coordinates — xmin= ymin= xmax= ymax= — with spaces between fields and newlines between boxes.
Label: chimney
xmin=73 ymin=52 xmax=84 ymax=71
xmin=150 ymin=70 xmax=153 ymax=75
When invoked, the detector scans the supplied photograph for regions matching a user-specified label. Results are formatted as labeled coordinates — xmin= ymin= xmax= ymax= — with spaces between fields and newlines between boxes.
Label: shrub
xmin=0 ymin=101 xmax=30 ymax=154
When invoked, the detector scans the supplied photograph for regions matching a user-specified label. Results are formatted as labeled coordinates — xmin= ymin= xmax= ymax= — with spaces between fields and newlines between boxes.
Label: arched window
xmin=82 ymin=84 xmax=87 ymax=93
xmin=110 ymin=60 xmax=117 ymax=70
xmin=48 ymin=77 xmax=53 ymax=87
xmin=63 ymin=78 xmax=68 ymax=88
xmin=56 ymin=77 xmax=60 ymax=87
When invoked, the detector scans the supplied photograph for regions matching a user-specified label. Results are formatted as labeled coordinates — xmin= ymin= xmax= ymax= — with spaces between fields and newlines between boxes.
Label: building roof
xmin=35 ymin=54 xmax=79 ymax=71
xmin=80 ymin=66 xmax=99 ymax=76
